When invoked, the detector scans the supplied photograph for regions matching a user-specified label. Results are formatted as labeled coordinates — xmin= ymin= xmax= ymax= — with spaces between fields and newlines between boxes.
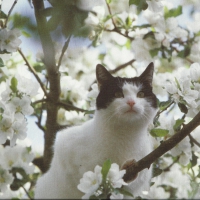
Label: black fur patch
xmin=96 ymin=63 xmax=157 ymax=110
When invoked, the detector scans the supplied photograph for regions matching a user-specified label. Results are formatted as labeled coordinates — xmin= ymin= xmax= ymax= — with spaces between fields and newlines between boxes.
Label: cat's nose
xmin=127 ymin=100 xmax=135 ymax=108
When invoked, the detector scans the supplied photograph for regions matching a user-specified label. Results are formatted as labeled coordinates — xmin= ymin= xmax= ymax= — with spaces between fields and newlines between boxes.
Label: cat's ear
xmin=139 ymin=62 xmax=154 ymax=86
xmin=96 ymin=64 xmax=113 ymax=89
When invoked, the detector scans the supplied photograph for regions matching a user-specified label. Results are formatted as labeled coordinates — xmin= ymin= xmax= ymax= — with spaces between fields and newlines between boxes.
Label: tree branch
xmin=18 ymin=48 xmax=48 ymax=97
xmin=189 ymin=133 xmax=200 ymax=148
xmin=109 ymin=58 xmax=135 ymax=74
xmin=57 ymin=101 xmax=88 ymax=113
xmin=33 ymin=0 xmax=60 ymax=173
xmin=4 ymin=0 xmax=18 ymax=28
xmin=105 ymin=0 xmax=116 ymax=29
xmin=57 ymin=35 xmax=72 ymax=70
xmin=89 ymin=58 xmax=135 ymax=90
xmin=123 ymin=111 xmax=200 ymax=182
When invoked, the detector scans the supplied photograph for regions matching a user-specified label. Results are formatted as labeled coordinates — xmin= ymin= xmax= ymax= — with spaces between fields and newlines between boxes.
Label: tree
xmin=0 ymin=0 xmax=200 ymax=199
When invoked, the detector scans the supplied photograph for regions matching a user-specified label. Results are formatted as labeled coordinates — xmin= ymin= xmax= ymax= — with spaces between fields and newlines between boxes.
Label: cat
xmin=34 ymin=62 xmax=157 ymax=199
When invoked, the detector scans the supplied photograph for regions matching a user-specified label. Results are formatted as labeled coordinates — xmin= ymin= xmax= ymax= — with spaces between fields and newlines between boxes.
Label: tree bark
xmin=123 ymin=111 xmax=200 ymax=182
xmin=32 ymin=0 xmax=60 ymax=173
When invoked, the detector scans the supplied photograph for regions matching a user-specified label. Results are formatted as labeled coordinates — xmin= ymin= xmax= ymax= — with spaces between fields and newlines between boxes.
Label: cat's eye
xmin=137 ymin=91 xmax=145 ymax=98
xmin=115 ymin=91 xmax=124 ymax=98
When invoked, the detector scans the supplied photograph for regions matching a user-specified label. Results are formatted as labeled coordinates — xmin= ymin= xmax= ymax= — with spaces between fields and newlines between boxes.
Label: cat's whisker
xmin=35 ymin=63 xmax=158 ymax=199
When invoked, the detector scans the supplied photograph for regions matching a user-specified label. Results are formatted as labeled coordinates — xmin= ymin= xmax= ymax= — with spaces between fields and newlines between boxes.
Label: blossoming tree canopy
xmin=0 ymin=0 xmax=200 ymax=199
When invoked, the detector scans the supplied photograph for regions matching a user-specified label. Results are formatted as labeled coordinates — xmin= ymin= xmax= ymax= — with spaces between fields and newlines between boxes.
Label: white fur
xmin=34 ymin=83 xmax=157 ymax=199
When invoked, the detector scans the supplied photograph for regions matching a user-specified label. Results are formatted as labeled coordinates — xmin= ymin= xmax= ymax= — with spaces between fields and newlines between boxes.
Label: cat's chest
xmin=72 ymin=130 xmax=151 ymax=174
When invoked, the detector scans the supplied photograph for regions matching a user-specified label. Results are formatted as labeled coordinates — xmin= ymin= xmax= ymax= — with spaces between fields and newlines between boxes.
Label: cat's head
xmin=95 ymin=63 xmax=157 ymax=125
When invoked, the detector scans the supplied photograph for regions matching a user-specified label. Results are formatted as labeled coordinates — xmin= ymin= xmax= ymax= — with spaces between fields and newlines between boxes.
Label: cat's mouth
xmin=125 ymin=109 xmax=137 ymax=114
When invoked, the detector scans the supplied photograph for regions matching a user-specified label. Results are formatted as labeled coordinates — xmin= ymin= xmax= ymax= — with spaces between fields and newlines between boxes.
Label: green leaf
xmin=47 ymin=14 xmax=62 ymax=31
xmin=129 ymin=0 xmax=148 ymax=13
xmin=159 ymin=100 xmax=173 ymax=111
xmin=89 ymin=195 xmax=99 ymax=199
xmin=21 ymin=30 xmax=31 ymax=38
xmin=0 ymin=11 xmax=7 ymax=19
xmin=106 ymin=0 xmax=112 ymax=4
xmin=114 ymin=188 xmax=134 ymax=197
xmin=178 ymin=102 xmax=188 ymax=114
xmin=177 ymin=46 xmax=190 ymax=58
xmin=164 ymin=6 xmax=182 ymax=19
xmin=10 ymin=77 xmax=18 ymax=93
xmin=129 ymin=0 xmax=139 ymax=6
xmin=150 ymin=128 xmax=169 ymax=137
xmin=149 ymin=48 xmax=160 ymax=58
xmin=10 ymin=14 xmax=37 ymax=35
xmin=10 ymin=168 xmax=30 ymax=191
xmin=84 ymin=110 xmax=95 ymax=116
xmin=0 ymin=58 xmax=5 ymax=67
xmin=152 ymin=166 xmax=163 ymax=178
xmin=41 ymin=7 xmax=54 ymax=17
xmin=60 ymin=5 xmax=89 ymax=37
xmin=101 ymin=159 xmax=111 ymax=182
xmin=143 ymin=31 xmax=155 ymax=40
xmin=175 ymin=77 xmax=181 ymax=91
xmin=191 ymin=151 xmax=198 ymax=166
xmin=173 ymin=119 xmax=184 ymax=131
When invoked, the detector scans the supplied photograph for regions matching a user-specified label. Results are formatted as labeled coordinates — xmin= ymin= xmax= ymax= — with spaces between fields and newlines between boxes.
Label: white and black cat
xmin=35 ymin=63 xmax=157 ymax=199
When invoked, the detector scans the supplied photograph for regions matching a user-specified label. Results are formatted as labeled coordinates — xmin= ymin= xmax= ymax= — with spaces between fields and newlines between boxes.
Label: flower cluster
xmin=0 ymin=144 xmax=34 ymax=194
xmin=77 ymin=161 xmax=130 ymax=199
xmin=0 ymin=28 xmax=21 ymax=53
xmin=1 ymin=0 xmax=200 ymax=199
xmin=165 ymin=63 xmax=200 ymax=117
xmin=0 ymin=68 xmax=39 ymax=146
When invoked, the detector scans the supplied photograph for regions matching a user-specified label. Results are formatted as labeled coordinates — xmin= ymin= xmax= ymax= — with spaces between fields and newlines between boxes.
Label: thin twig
xmin=189 ymin=133 xmax=200 ymax=148
xmin=18 ymin=48 xmax=48 ymax=97
xmin=21 ymin=184 xmax=33 ymax=200
xmin=105 ymin=0 xmax=134 ymax=40
xmin=154 ymin=100 xmax=174 ymax=123
xmin=105 ymin=28 xmax=134 ymax=40
xmin=171 ymin=46 xmax=193 ymax=64
xmin=4 ymin=0 xmax=18 ymax=27
xmin=109 ymin=58 xmax=135 ymax=74
xmin=32 ymin=99 xmax=47 ymax=105
xmin=162 ymin=156 xmax=179 ymax=172
xmin=88 ymin=58 xmax=135 ymax=91
xmin=0 ymin=0 xmax=2 ymax=19
xmin=57 ymin=100 xmax=87 ymax=113
xmin=57 ymin=35 xmax=72 ymax=70
xmin=105 ymin=0 xmax=116 ymax=28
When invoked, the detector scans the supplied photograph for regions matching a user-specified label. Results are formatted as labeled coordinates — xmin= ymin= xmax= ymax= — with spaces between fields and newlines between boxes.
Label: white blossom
xmin=178 ymin=78 xmax=199 ymax=108
xmin=146 ymin=0 xmax=164 ymax=13
xmin=107 ymin=163 xmax=127 ymax=188
xmin=187 ymin=12 xmax=200 ymax=33
xmin=60 ymin=75 xmax=88 ymax=106
xmin=8 ymin=96 xmax=33 ymax=116
xmin=0 ymin=166 xmax=14 ymax=193
xmin=77 ymin=165 xmax=102 ymax=199
xmin=10 ymin=114 xmax=27 ymax=147
xmin=0 ymin=29 xmax=21 ymax=52
xmin=190 ymin=63 xmax=200 ymax=82
xmin=88 ymin=83 xmax=99 ymax=108
xmin=0 ymin=116 xmax=14 ymax=145
xmin=131 ymin=38 xmax=155 ymax=63
xmin=154 ymin=17 xmax=188 ymax=47
xmin=16 ymin=75 xmax=39 ymax=97
xmin=1 ymin=145 xmax=34 ymax=174
xmin=142 ymin=184 xmax=170 ymax=199
xmin=151 ymin=163 xmax=192 ymax=198
xmin=78 ymin=162 xmax=128 ymax=199
xmin=85 ymin=6 xmax=105 ymax=26
xmin=110 ymin=192 xmax=124 ymax=199
xmin=0 ymin=81 xmax=12 ymax=102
